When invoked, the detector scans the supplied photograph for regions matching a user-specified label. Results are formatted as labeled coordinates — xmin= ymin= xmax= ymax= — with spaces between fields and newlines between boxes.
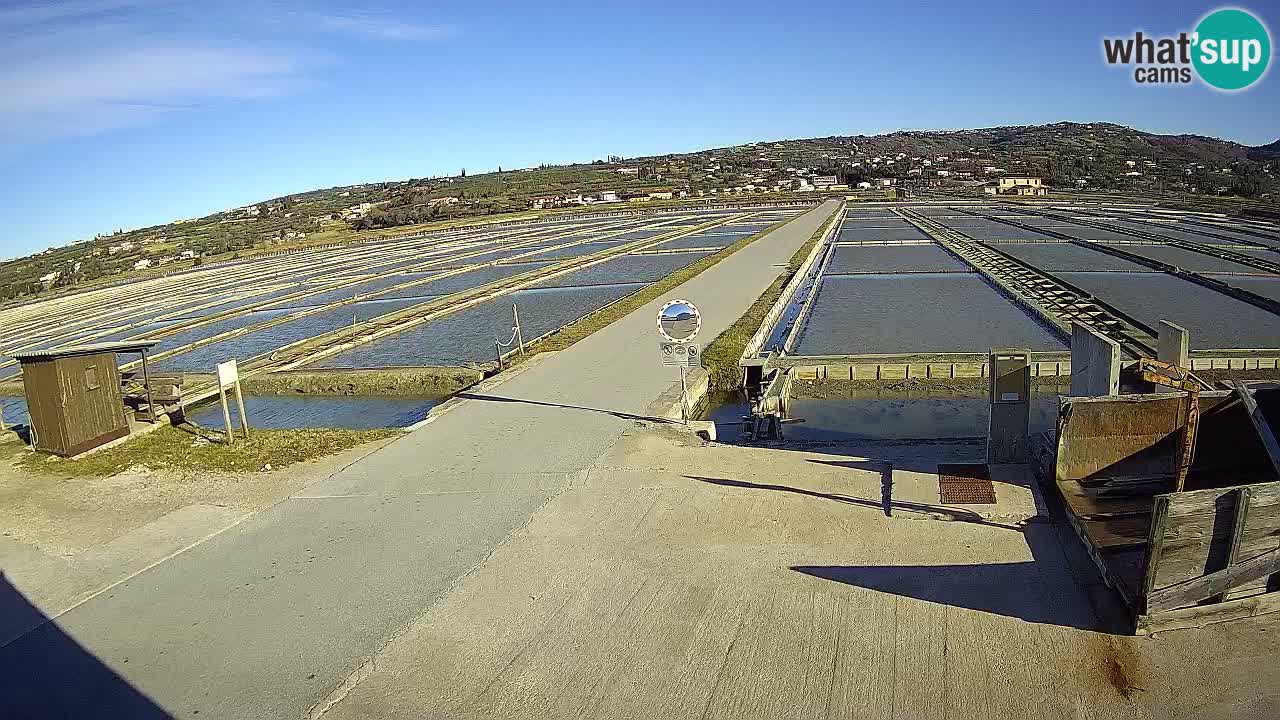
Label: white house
xmin=983 ymin=176 xmax=1048 ymax=196
xmin=133 ymin=258 xmax=153 ymax=270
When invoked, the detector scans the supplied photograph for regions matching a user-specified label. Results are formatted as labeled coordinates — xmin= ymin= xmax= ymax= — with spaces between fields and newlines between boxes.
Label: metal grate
xmin=938 ymin=463 xmax=997 ymax=505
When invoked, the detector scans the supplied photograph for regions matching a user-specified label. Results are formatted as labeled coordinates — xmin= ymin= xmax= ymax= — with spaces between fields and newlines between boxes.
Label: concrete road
xmin=0 ymin=200 xmax=840 ymax=719
xmin=319 ymin=428 xmax=1280 ymax=720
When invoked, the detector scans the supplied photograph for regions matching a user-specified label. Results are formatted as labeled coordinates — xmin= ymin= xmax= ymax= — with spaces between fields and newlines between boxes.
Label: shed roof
xmin=11 ymin=340 xmax=158 ymax=362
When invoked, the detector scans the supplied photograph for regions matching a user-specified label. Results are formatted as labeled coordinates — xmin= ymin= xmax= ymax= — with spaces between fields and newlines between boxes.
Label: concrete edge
xmin=401 ymin=351 xmax=559 ymax=432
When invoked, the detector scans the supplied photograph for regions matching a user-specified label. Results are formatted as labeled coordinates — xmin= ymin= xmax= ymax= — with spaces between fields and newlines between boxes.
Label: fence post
xmin=513 ymin=303 xmax=525 ymax=355
xmin=234 ymin=378 xmax=250 ymax=441
xmin=218 ymin=384 xmax=234 ymax=445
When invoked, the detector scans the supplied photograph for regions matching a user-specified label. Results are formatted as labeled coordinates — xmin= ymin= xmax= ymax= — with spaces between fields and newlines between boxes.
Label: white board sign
xmin=660 ymin=341 xmax=701 ymax=368
xmin=216 ymin=359 xmax=239 ymax=389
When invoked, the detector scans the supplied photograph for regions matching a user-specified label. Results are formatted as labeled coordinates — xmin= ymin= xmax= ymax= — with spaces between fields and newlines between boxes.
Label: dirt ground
xmin=0 ymin=434 xmax=396 ymax=557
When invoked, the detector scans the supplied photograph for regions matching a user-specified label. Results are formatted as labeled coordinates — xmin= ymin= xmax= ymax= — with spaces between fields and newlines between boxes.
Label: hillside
xmin=1248 ymin=139 xmax=1280 ymax=161
xmin=4 ymin=121 xmax=1277 ymax=305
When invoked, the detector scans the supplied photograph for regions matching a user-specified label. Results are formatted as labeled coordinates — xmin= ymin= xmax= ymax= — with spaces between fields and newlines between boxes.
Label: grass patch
xmin=19 ymin=423 xmax=398 ymax=476
xmin=530 ymin=217 xmax=796 ymax=354
xmin=699 ymin=209 xmax=839 ymax=392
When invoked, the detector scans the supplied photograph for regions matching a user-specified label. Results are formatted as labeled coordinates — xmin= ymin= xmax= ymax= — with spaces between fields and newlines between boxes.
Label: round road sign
xmin=657 ymin=299 xmax=701 ymax=343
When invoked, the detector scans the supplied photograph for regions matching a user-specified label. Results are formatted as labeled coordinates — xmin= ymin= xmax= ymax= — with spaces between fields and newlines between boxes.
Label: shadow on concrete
xmin=791 ymin=556 xmax=1107 ymax=630
xmin=687 ymin=475 xmax=1129 ymax=633
xmin=457 ymin=392 xmax=681 ymax=425
xmin=741 ymin=439 xmax=984 ymax=476
xmin=0 ymin=572 xmax=171 ymax=718
xmin=686 ymin=475 xmax=1020 ymax=529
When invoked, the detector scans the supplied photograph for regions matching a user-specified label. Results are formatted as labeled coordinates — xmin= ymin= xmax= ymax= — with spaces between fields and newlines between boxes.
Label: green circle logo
xmin=1193 ymin=8 xmax=1271 ymax=90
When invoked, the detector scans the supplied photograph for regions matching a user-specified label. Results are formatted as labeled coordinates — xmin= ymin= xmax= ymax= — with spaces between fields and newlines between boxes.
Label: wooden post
xmin=141 ymin=348 xmax=157 ymax=423
xmin=1210 ymin=487 xmax=1252 ymax=604
xmin=234 ymin=378 xmax=250 ymax=441
xmin=513 ymin=303 xmax=525 ymax=355
xmin=218 ymin=384 xmax=234 ymax=445
xmin=1141 ymin=495 xmax=1171 ymax=613
xmin=1228 ymin=380 xmax=1280 ymax=479
xmin=1175 ymin=391 xmax=1199 ymax=493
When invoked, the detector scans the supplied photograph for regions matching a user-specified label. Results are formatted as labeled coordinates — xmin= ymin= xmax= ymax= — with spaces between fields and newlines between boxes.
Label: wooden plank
xmin=1228 ymin=380 xmax=1280 ymax=480
xmin=1162 ymin=480 xmax=1280 ymax=519
xmin=1211 ymin=487 xmax=1251 ymax=604
xmin=1056 ymin=482 xmax=1141 ymax=610
xmin=1083 ymin=515 xmax=1153 ymax=550
xmin=1055 ymin=396 xmax=1185 ymax=482
xmin=1104 ymin=547 xmax=1149 ymax=602
xmin=1141 ymin=495 xmax=1171 ymax=612
xmin=1138 ymin=588 xmax=1280 ymax=634
xmin=1146 ymin=547 xmax=1280 ymax=613
xmin=1153 ymin=492 xmax=1280 ymax=590
xmin=1077 ymin=473 xmax=1172 ymax=488
xmin=1060 ymin=484 xmax=1154 ymax=519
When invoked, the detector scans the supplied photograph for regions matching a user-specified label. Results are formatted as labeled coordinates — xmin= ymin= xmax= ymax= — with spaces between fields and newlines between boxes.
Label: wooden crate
xmin=1049 ymin=386 xmax=1280 ymax=633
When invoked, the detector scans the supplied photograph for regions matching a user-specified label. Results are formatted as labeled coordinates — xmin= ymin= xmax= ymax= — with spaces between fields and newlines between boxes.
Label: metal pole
xmin=513 ymin=303 xmax=525 ymax=355
xmin=679 ymin=366 xmax=689 ymax=425
xmin=495 ymin=340 xmax=503 ymax=371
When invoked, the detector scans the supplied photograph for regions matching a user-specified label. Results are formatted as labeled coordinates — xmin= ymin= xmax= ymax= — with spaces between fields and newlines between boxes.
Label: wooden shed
xmin=12 ymin=341 xmax=158 ymax=457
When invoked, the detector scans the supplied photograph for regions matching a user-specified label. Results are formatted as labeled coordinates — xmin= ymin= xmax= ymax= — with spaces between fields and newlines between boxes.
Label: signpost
xmin=657 ymin=299 xmax=702 ymax=424
xmin=215 ymin=359 xmax=250 ymax=444
xmin=659 ymin=341 xmax=700 ymax=368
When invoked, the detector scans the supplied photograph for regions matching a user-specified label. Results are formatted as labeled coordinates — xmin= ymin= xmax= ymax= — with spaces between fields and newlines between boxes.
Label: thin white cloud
xmin=316 ymin=12 xmax=456 ymax=41
xmin=2 ymin=45 xmax=305 ymax=115
xmin=0 ymin=1 xmax=324 ymax=149
xmin=0 ymin=2 xmax=454 ymax=151
xmin=0 ymin=0 xmax=168 ymax=27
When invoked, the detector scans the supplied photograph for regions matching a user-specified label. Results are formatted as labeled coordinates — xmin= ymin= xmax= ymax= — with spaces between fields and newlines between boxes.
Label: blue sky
xmin=2 ymin=0 xmax=1277 ymax=257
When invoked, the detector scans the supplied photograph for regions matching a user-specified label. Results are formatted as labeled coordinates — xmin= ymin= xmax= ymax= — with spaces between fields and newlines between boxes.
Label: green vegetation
xmin=700 ymin=210 xmax=838 ymax=392
xmin=19 ymin=424 xmax=397 ymax=476
xmin=240 ymin=367 xmax=482 ymax=396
